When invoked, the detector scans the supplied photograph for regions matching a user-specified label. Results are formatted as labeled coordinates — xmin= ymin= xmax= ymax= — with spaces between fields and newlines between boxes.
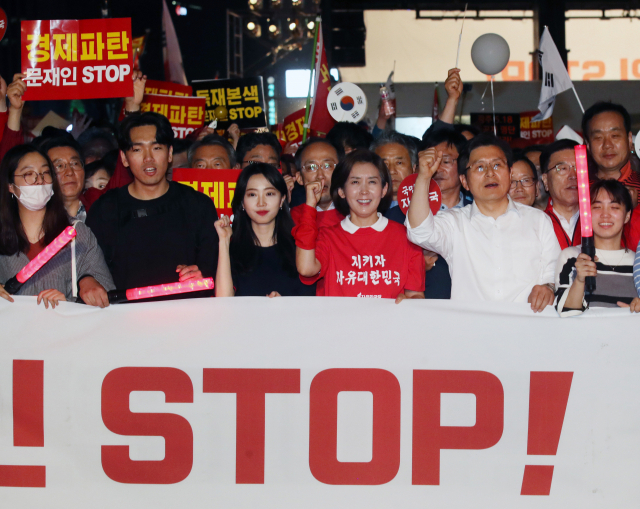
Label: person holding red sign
xmin=294 ymin=150 xmax=425 ymax=301
xmin=406 ymin=133 xmax=560 ymax=312
xmin=214 ymin=163 xmax=314 ymax=297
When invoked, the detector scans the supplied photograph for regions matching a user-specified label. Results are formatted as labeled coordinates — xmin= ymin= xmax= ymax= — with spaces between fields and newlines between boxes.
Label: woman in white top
xmin=555 ymin=179 xmax=640 ymax=316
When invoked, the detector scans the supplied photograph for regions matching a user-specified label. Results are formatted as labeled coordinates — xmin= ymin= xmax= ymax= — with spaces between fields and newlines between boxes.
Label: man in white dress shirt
xmin=406 ymin=133 xmax=561 ymax=312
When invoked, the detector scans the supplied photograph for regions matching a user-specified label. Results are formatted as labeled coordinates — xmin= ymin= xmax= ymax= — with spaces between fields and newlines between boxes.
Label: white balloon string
xmin=455 ymin=4 xmax=468 ymax=69
xmin=491 ymin=75 xmax=496 ymax=136
xmin=480 ymin=81 xmax=490 ymax=111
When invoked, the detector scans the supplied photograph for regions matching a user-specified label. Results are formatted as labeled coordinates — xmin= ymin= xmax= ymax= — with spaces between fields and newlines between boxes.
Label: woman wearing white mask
xmin=0 ymin=145 xmax=114 ymax=308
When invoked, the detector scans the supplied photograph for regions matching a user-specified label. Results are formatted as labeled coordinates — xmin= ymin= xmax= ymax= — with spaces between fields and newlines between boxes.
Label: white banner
xmin=1 ymin=296 xmax=640 ymax=508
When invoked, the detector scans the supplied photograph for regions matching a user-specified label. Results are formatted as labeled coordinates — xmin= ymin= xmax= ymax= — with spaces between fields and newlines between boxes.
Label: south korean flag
xmin=533 ymin=26 xmax=576 ymax=121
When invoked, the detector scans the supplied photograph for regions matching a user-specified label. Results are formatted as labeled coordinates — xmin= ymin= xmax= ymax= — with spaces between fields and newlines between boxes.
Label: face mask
xmin=14 ymin=184 xmax=54 ymax=211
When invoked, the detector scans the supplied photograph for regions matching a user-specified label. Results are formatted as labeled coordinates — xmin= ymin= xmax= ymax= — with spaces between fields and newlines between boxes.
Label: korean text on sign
xmin=192 ymin=77 xmax=267 ymax=130
xmin=140 ymin=94 xmax=206 ymax=139
xmin=173 ymin=169 xmax=241 ymax=218
xmin=21 ymin=18 xmax=133 ymax=101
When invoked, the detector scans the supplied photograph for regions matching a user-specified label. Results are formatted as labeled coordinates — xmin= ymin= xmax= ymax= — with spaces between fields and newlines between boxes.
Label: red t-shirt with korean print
xmin=304 ymin=214 xmax=426 ymax=298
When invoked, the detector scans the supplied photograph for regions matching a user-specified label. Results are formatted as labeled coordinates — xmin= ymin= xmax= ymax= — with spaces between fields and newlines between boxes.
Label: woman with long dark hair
xmin=0 ymin=144 xmax=114 ymax=307
xmin=214 ymin=163 xmax=314 ymax=297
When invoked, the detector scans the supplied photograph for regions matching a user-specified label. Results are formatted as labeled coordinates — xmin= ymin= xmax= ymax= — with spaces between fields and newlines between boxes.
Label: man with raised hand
xmin=86 ymin=112 xmax=219 ymax=293
xmin=406 ymin=133 xmax=560 ymax=312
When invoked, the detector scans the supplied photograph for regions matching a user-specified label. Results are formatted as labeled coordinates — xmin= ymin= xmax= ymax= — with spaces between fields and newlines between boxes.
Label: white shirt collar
xmin=469 ymin=196 xmax=520 ymax=220
xmin=341 ymin=213 xmax=389 ymax=234
xmin=317 ymin=202 xmax=335 ymax=212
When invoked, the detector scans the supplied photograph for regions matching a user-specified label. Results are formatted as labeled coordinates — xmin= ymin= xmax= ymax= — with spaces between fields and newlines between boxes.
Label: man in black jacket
xmin=87 ymin=112 xmax=219 ymax=292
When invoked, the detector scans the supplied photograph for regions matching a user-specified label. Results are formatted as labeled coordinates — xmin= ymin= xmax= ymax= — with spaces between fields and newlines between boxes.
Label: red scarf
xmin=544 ymin=199 xmax=581 ymax=250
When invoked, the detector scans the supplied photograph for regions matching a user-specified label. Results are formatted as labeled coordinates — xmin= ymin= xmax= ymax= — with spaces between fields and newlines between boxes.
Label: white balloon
xmin=471 ymin=33 xmax=510 ymax=76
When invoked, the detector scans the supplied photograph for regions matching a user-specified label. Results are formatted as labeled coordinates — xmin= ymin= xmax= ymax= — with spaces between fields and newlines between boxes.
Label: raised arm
xmin=407 ymin=147 xmax=442 ymax=228
xmin=440 ymin=68 xmax=462 ymax=125
xmin=6 ymin=73 xmax=26 ymax=132
xmin=214 ymin=215 xmax=235 ymax=297
xmin=294 ymin=180 xmax=324 ymax=277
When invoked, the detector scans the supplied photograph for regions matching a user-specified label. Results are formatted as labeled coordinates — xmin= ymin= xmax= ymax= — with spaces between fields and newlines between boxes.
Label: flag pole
xmin=572 ymin=87 xmax=585 ymax=114
xmin=302 ymin=16 xmax=321 ymax=143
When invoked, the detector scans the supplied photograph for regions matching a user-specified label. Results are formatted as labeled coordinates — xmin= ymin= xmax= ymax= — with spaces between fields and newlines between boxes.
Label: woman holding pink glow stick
xmin=0 ymin=145 xmax=114 ymax=308
xmin=555 ymin=180 xmax=640 ymax=316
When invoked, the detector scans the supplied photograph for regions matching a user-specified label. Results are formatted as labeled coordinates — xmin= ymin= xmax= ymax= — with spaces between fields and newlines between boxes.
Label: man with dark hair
xmin=326 ymin=122 xmax=373 ymax=154
xmin=521 ymin=144 xmax=548 ymax=209
xmin=582 ymin=101 xmax=640 ymax=204
xmin=170 ymin=138 xmax=193 ymax=173
xmin=291 ymin=137 xmax=344 ymax=228
xmin=406 ymin=133 xmax=560 ymax=311
xmin=86 ymin=112 xmax=219 ymax=293
xmin=539 ymin=139 xmax=581 ymax=250
xmin=453 ymin=124 xmax=480 ymax=140
xmin=508 ymin=155 xmax=539 ymax=207
xmin=235 ymin=132 xmax=281 ymax=168
xmin=40 ymin=137 xmax=88 ymax=222
xmin=77 ymin=127 xmax=119 ymax=164
xmin=188 ymin=134 xmax=236 ymax=169
xmin=371 ymin=130 xmax=417 ymax=220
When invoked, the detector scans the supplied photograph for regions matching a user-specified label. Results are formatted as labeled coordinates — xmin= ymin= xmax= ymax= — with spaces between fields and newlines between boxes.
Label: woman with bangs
xmin=294 ymin=149 xmax=425 ymax=302
xmin=555 ymin=179 xmax=640 ymax=316
xmin=214 ymin=162 xmax=314 ymax=297
xmin=0 ymin=145 xmax=114 ymax=307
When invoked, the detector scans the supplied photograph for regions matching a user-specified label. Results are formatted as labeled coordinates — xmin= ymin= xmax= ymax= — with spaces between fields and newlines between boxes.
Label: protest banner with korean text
xmin=143 ymin=79 xmax=192 ymax=97
xmin=21 ymin=18 xmax=133 ymax=101
xmin=192 ymin=77 xmax=267 ymax=130
xmin=1 ymin=296 xmax=640 ymax=508
xmin=519 ymin=111 xmax=554 ymax=144
xmin=173 ymin=168 xmax=241 ymax=217
xmin=275 ymin=107 xmax=319 ymax=149
xmin=138 ymin=94 xmax=205 ymax=139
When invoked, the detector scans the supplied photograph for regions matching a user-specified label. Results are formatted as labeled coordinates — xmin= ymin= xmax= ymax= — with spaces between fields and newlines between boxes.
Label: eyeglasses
xmin=301 ymin=162 xmax=336 ymax=173
xmin=510 ymin=177 xmax=536 ymax=189
xmin=547 ymin=163 xmax=576 ymax=176
xmin=14 ymin=171 xmax=54 ymax=185
xmin=441 ymin=156 xmax=458 ymax=167
xmin=54 ymin=160 xmax=83 ymax=174
xmin=465 ymin=160 xmax=508 ymax=174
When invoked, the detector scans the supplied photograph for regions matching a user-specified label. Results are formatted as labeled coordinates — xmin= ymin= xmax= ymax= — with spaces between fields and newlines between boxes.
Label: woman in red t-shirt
xmin=294 ymin=149 xmax=425 ymax=302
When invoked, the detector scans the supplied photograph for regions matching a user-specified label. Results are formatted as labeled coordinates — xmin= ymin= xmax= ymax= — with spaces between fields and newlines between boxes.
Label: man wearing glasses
xmin=406 ymin=133 xmax=560 ymax=312
xmin=539 ymin=140 xmax=581 ymax=250
xmin=508 ymin=155 xmax=539 ymax=207
xmin=291 ymin=137 xmax=345 ymax=228
xmin=40 ymin=137 xmax=88 ymax=222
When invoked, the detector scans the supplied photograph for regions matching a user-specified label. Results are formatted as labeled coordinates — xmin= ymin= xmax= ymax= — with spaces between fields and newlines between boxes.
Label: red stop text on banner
xmin=21 ymin=18 xmax=134 ymax=101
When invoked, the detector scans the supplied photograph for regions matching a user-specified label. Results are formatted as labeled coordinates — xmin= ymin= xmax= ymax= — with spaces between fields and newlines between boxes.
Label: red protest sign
xmin=0 ymin=8 xmax=7 ymax=43
xmin=21 ymin=18 xmax=133 ymax=101
xmin=520 ymin=111 xmax=554 ymax=144
xmin=144 ymin=79 xmax=192 ymax=97
xmin=279 ymin=107 xmax=319 ymax=150
xmin=173 ymin=168 xmax=241 ymax=217
xmin=397 ymin=174 xmax=441 ymax=215
xmin=138 ymin=94 xmax=206 ymax=138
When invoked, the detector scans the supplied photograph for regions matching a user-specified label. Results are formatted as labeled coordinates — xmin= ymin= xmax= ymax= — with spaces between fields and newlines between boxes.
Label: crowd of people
xmin=1 ymin=66 xmax=639 ymax=317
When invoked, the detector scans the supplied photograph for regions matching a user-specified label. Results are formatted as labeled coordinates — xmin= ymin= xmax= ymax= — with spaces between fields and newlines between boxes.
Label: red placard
xmin=139 ymin=94 xmax=206 ymax=138
xmin=173 ymin=168 xmax=241 ymax=217
xmin=397 ymin=174 xmax=441 ymax=215
xmin=0 ymin=9 xmax=7 ymax=43
xmin=519 ymin=111 xmax=554 ymax=144
xmin=275 ymin=107 xmax=319 ymax=150
xmin=21 ymin=18 xmax=133 ymax=101
xmin=143 ymin=79 xmax=192 ymax=97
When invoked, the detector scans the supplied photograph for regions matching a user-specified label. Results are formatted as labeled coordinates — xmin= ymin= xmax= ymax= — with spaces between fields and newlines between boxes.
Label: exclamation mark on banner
xmin=0 ymin=360 xmax=46 ymax=487
xmin=521 ymin=371 xmax=573 ymax=496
